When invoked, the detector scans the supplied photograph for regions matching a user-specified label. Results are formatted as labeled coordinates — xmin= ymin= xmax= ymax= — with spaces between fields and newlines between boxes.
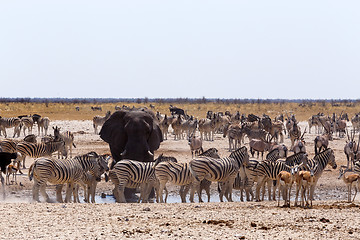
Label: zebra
xmin=28 ymin=152 xmax=108 ymax=203
xmin=93 ymin=111 xmax=111 ymax=134
xmin=53 ymin=126 xmax=76 ymax=158
xmin=294 ymin=148 xmax=337 ymax=206
xmin=16 ymin=140 xmax=67 ymax=169
xmin=0 ymin=117 xmax=21 ymax=138
xmin=71 ymin=154 xmax=111 ymax=203
xmin=37 ymin=117 xmax=50 ymax=136
xmin=189 ymin=146 xmax=249 ymax=202
xmin=111 ymin=154 xmax=177 ymax=203
xmin=218 ymin=165 xmax=254 ymax=202
xmin=155 ymin=148 xmax=220 ymax=203
xmin=254 ymin=152 xmax=308 ymax=201
xmin=20 ymin=117 xmax=34 ymax=136
xmin=223 ymin=123 xmax=243 ymax=151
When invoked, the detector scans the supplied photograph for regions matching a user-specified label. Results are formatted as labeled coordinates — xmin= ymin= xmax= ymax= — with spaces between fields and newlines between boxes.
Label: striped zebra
xmin=189 ymin=146 xmax=249 ymax=202
xmin=155 ymin=148 xmax=220 ymax=203
xmin=16 ymin=141 xmax=67 ymax=169
xmin=53 ymin=126 xmax=76 ymax=158
xmin=111 ymin=155 xmax=177 ymax=203
xmin=265 ymin=148 xmax=284 ymax=162
xmin=28 ymin=152 xmax=108 ymax=203
xmin=71 ymin=154 xmax=111 ymax=203
xmin=254 ymin=152 xmax=308 ymax=201
xmin=93 ymin=111 xmax=111 ymax=134
xmin=20 ymin=117 xmax=34 ymax=136
xmin=289 ymin=122 xmax=301 ymax=149
xmin=354 ymin=160 xmax=360 ymax=174
xmin=107 ymin=170 xmax=153 ymax=203
xmin=0 ymin=117 xmax=21 ymax=138
xmin=37 ymin=117 xmax=50 ymax=136
xmin=218 ymin=166 xmax=254 ymax=202
xmin=294 ymin=148 xmax=337 ymax=206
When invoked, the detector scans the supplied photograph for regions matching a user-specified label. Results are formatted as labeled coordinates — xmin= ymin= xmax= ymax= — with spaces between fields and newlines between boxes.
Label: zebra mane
xmin=152 ymin=154 xmax=178 ymax=168
xmin=266 ymin=148 xmax=279 ymax=158
xmin=199 ymin=148 xmax=220 ymax=159
xmin=285 ymin=152 xmax=308 ymax=166
xmin=314 ymin=148 xmax=332 ymax=159
xmin=229 ymin=146 xmax=247 ymax=159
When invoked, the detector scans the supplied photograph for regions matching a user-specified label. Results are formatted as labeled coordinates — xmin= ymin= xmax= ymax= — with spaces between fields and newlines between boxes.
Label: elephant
xmin=100 ymin=109 xmax=163 ymax=164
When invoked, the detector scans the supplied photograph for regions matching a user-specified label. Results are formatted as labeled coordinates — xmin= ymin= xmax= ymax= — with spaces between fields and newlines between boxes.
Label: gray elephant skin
xmin=100 ymin=109 xmax=163 ymax=163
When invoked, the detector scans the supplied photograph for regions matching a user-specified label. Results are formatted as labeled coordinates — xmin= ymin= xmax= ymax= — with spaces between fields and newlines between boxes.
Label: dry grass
xmin=0 ymin=101 xmax=359 ymax=121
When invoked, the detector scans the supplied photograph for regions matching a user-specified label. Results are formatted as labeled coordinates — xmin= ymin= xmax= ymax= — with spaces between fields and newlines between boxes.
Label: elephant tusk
xmin=120 ymin=150 xmax=127 ymax=157
xmin=147 ymin=150 xmax=154 ymax=157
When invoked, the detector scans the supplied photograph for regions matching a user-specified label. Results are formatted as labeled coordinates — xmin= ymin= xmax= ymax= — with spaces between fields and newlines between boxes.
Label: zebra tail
xmin=217 ymin=182 xmax=221 ymax=194
xmin=189 ymin=162 xmax=200 ymax=182
xmin=28 ymin=162 xmax=35 ymax=181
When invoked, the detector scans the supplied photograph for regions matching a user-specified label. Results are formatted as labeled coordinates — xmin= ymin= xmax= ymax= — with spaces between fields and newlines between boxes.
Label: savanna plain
xmin=0 ymin=101 xmax=360 ymax=240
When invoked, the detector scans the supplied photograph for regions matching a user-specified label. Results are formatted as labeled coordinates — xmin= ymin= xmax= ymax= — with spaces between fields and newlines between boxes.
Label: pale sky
xmin=1 ymin=1 xmax=359 ymax=99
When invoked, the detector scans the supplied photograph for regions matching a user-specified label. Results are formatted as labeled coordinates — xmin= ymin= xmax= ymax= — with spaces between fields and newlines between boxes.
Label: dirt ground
xmin=0 ymin=120 xmax=359 ymax=240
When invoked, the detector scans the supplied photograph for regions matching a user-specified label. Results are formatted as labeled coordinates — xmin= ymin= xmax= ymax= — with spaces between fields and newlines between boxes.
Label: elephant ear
xmin=149 ymin=121 xmax=163 ymax=152
xmin=100 ymin=110 xmax=127 ymax=143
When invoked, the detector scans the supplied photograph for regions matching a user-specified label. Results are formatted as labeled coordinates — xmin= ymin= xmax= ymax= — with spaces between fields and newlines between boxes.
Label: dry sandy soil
xmin=0 ymin=120 xmax=359 ymax=240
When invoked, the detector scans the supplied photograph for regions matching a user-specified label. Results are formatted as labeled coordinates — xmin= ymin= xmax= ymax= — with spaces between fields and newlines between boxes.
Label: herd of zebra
xmin=1 ymin=109 xmax=360 ymax=207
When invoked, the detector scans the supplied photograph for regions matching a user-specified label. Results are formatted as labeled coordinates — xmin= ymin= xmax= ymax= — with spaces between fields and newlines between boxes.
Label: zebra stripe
xmin=297 ymin=148 xmax=337 ymax=204
xmin=112 ymin=155 xmax=176 ymax=203
xmin=189 ymin=146 xmax=249 ymax=202
xmin=354 ymin=160 xmax=360 ymax=174
xmin=53 ymin=126 xmax=76 ymax=158
xmin=16 ymin=141 xmax=67 ymax=169
xmin=20 ymin=117 xmax=34 ymax=136
xmin=0 ymin=139 xmax=18 ymax=153
xmin=29 ymin=152 xmax=107 ymax=203
xmin=254 ymin=153 xmax=306 ymax=201
xmin=37 ymin=117 xmax=50 ymax=136
xmin=155 ymin=148 xmax=220 ymax=203
xmin=0 ymin=117 xmax=21 ymax=138
xmin=265 ymin=148 xmax=282 ymax=162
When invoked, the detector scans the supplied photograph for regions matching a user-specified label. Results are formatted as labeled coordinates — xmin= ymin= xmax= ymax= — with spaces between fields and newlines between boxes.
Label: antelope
xmin=344 ymin=129 xmax=358 ymax=170
xmin=314 ymin=119 xmax=333 ymax=155
xmin=6 ymin=164 xmax=19 ymax=185
xmin=249 ymin=134 xmax=275 ymax=160
xmin=338 ymin=167 xmax=360 ymax=202
xmin=276 ymin=164 xmax=302 ymax=207
xmin=297 ymin=164 xmax=317 ymax=208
